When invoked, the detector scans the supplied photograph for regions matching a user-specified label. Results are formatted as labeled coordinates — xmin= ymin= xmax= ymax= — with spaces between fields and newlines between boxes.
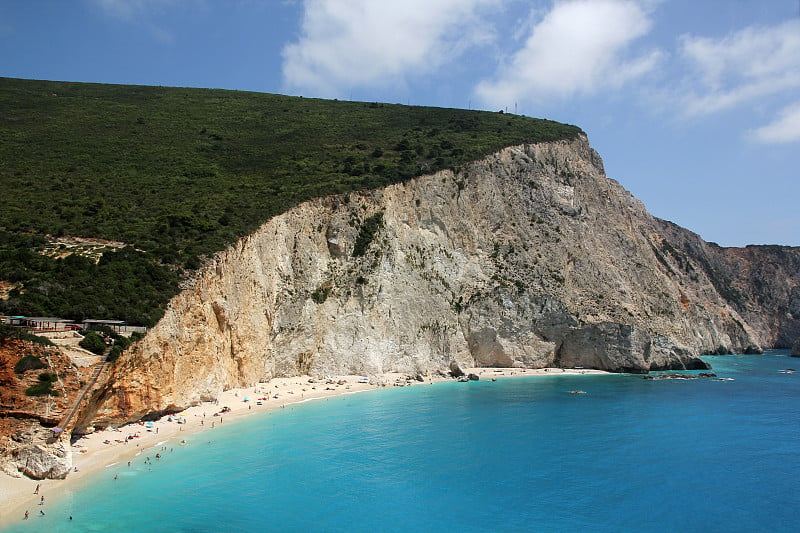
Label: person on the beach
xmin=39 ymin=510 xmax=45 ymax=516
xmin=34 ymin=484 xmax=40 ymax=494
xmin=40 ymin=495 xmax=44 ymax=505
xmin=23 ymin=510 xmax=28 ymax=520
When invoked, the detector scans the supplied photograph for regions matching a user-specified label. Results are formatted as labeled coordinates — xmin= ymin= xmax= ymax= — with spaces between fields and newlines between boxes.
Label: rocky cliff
xmin=0 ymin=339 xmax=80 ymax=479
xmin=655 ymin=221 xmax=800 ymax=350
xmin=79 ymin=135 xmax=800 ymax=427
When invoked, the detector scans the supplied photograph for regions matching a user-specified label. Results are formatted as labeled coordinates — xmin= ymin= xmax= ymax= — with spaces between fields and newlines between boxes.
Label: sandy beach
xmin=0 ymin=366 xmax=604 ymax=527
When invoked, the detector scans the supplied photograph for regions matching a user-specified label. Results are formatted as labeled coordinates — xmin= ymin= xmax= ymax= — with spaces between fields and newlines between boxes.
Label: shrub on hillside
xmin=106 ymin=334 xmax=133 ymax=363
xmin=25 ymin=372 xmax=58 ymax=397
xmin=352 ymin=212 xmax=384 ymax=257
xmin=79 ymin=331 xmax=107 ymax=355
xmin=14 ymin=354 xmax=45 ymax=374
xmin=107 ymin=344 xmax=123 ymax=363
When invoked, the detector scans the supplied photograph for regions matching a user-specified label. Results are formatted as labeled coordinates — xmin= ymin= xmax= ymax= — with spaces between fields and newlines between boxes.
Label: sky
xmin=1 ymin=0 xmax=799 ymax=247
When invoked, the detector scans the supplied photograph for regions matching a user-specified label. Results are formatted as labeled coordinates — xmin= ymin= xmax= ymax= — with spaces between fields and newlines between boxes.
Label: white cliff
xmin=83 ymin=135 xmax=790 ymax=426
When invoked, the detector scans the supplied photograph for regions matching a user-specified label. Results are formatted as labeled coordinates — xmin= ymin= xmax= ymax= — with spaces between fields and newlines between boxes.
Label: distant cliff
xmin=654 ymin=222 xmax=800 ymax=350
xmin=79 ymin=135 xmax=800 ymax=427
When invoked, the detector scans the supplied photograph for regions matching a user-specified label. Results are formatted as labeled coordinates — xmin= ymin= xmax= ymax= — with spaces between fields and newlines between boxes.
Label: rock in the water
xmin=468 ymin=373 xmax=480 ymax=381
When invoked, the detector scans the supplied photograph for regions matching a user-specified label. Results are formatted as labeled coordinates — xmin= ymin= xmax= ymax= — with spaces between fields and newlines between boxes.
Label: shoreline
xmin=0 ymin=366 xmax=605 ymax=527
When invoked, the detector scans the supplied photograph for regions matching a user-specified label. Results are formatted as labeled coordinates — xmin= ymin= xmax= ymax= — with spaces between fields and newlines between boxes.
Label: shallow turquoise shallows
xmin=4 ymin=351 xmax=800 ymax=532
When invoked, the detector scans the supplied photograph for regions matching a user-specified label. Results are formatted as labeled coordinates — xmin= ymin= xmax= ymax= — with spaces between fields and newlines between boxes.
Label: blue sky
xmin=2 ymin=0 xmax=799 ymax=246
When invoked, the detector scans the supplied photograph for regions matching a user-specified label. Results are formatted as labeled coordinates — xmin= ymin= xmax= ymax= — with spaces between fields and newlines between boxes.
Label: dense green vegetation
xmin=0 ymin=231 xmax=177 ymax=325
xmin=0 ymin=77 xmax=582 ymax=324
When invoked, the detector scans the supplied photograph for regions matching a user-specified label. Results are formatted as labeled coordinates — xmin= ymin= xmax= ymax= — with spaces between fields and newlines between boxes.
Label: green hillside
xmin=0 ymin=77 xmax=581 ymax=325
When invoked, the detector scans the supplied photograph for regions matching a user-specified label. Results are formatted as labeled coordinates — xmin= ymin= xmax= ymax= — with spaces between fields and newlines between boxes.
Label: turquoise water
xmin=5 ymin=352 xmax=800 ymax=532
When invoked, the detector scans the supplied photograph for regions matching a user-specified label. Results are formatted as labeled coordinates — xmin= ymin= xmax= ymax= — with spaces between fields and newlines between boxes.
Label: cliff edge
xmin=79 ymin=135 xmax=799 ymax=427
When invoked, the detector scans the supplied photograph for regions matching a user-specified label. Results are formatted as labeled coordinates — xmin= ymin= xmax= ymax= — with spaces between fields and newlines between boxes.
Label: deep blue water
xmin=4 ymin=352 xmax=800 ymax=532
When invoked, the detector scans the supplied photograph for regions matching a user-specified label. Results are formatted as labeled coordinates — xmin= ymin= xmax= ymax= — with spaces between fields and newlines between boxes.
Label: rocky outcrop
xmin=0 ymin=440 xmax=72 ymax=480
xmin=0 ymin=339 xmax=86 ymax=480
xmin=78 ymin=135 xmax=799 ymax=427
xmin=792 ymin=339 xmax=800 ymax=357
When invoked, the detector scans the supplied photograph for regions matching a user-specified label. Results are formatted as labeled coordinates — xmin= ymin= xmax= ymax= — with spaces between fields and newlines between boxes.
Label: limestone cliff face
xmin=655 ymin=221 xmax=800 ymax=351
xmin=80 ymin=135 xmax=799 ymax=427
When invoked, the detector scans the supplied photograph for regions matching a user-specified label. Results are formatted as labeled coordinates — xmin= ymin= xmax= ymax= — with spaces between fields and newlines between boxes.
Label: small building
xmin=1 ymin=315 xmax=26 ymax=326
xmin=82 ymin=319 xmax=127 ymax=334
xmin=20 ymin=317 xmax=73 ymax=332
xmin=81 ymin=319 xmax=146 ymax=335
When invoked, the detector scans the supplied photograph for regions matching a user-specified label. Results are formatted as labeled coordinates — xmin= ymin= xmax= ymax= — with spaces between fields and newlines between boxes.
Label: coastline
xmin=0 ymin=366 xmax=605 ymax=527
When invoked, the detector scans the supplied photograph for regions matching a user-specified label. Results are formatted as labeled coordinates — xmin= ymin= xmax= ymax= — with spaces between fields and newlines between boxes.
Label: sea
xmin=3 ymin=351 xmax=799 ymax=533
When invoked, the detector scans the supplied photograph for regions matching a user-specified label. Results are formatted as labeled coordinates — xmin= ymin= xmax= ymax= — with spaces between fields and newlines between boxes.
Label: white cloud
xmin=475 ymin=0 xmax=661 ymax=108
xmin=678 ymin=19 xmax=800 ymax=117
xmin=281 ymin=0 xmax=498 ymax=97
xmin=750 ymin=101 xmax=800 ymax=144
